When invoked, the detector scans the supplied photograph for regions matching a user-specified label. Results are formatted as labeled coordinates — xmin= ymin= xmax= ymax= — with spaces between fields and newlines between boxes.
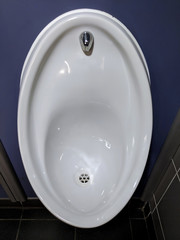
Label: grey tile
xmin=149 ymin=195 xmax=156 ymax=213
xmin=22 ymin=198 xmax=44 ymax=207
xmin=152 ymin=208 xmax=164 ymax=240
xmin=146 ymin=214 xmax=157 ymax=240
xmin=128 ymin=198 xmax=144 ymax=219
xmin=130 ymin=219 xmax=149 ymax=240
xmin=0 ymin=199 xmax=22 ymax=207
xmin=158 ymin=176 xmax=180 ymax=240
xmin=22 ymin=207 xmax=56 ymax=220
xmin=118 ymin=203 xmax=130 ymax=218
xmin=0 ymin=208 xmax=22 ymax=219
xmin=173 ymin=144 xmax=180 ymax=170
xmin=178 ymin=168 xmax=180 ymax=181
xmin=154 ymin=162 xmax=176 ymax=205
xmin=0 ymin=220 xmax=19 ymax=240
xmin=143 ymin=202 xmax=151 ymax=218
xmin=17 ymin=220 xmax=74 ymax=240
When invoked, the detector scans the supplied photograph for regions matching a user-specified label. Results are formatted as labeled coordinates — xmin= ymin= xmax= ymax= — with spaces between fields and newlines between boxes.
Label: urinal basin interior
xmin=45 ymin=102 xmax=126 ymax=213
xmin=18 ymin=9 xmax=152 ymax=228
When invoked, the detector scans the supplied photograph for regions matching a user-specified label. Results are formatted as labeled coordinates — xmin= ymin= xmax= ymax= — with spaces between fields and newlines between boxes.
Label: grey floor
xmin=0 ymin=200 xmax=156 ymax=240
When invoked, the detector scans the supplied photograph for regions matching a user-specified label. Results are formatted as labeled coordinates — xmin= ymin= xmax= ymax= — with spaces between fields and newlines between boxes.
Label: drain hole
xmin=79 ymin=173 xmax=90 ymax=184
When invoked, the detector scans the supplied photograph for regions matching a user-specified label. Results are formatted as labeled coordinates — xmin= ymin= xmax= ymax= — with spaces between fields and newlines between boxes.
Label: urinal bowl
xmin=18 ymin=9 xmax=152 ymax=228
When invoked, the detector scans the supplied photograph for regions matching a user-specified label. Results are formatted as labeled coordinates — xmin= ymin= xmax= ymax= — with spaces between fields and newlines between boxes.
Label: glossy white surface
xmin=18 ymin=9 xmax=152 ymax=228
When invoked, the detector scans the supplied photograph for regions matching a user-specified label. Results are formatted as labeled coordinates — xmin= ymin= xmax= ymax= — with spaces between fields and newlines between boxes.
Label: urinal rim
xmin=18 ymin=9 xmax=153 ymax=228
xmin=20 ymin=8 xmax=150 ymax=87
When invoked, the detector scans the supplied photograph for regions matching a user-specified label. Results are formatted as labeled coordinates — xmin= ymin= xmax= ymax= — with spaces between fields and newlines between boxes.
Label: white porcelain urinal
xmin=18 ymin=9 xmax=152 ymax=228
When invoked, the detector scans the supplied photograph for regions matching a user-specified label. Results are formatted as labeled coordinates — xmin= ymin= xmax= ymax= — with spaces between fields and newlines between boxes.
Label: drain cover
xmin=75 ymin=172 xmax=91 ymax=186
xmin=79 ymin=173 xmax=90 ymax=184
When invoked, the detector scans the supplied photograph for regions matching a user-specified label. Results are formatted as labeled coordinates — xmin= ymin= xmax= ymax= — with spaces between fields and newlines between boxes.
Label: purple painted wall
xmin=0 ymin=0 xmax=180 ymax=197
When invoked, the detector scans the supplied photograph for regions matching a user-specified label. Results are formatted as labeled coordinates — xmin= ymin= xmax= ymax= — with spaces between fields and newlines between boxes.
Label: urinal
xmin=18 ymin=9 xmax=152 ymax=228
